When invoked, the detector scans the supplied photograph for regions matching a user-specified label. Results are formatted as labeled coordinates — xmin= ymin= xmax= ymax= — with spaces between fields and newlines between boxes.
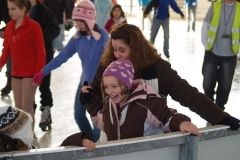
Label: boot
xmin=1 ymin=77 xmax=11 ymax=96
xmin=39 ymin=106 xmax=52 ymax=131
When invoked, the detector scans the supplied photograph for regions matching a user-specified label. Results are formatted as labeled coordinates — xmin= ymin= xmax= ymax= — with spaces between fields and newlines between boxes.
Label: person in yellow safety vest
xmin=201 ymin=0 xmax=240 ymax=110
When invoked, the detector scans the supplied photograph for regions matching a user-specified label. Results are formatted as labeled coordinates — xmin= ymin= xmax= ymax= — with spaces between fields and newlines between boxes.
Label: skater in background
xmin=201 ymin=0 xmax=240 ymax=111
xmin=185 ymin=0 xmax=197 ymax=32
xmin=28 ymin=0 xmax=60 ymax=131
xmin=83 ymin=59 xmax=200 ymax=141
xmin=0 ymin=0 xmax=12 ymax=97
xmin=43 ymin=0 xmax=75 ymax=52
xmin=105 ymin=4 xmax=127 ymax=33
xmin=94 ymin=0 xmax=113 ymax=28
xmin=143 ymin=0 xmax=185 ymax=59
xmin=138 ymin=0 xmax=151 ymax=30
xmin=0 ymin=0 xmax=46 ymax=124
xmin=33 ymin=0 xmax=109 ymax=142
xmin=81 ymin=23 xmax=240 ymax=132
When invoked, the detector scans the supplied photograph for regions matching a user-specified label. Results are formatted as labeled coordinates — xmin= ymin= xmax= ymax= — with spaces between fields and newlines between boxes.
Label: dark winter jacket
xmin=29 ymin=2 xmax=60 ymax=57
xmin=86 ymin=57 xmax=229 ymax=125
xmin=43 ymin=0 xmax=75 ymax=24
xmin=0 ymin=0 xmax=11 ymax=31
xmin=89 ymin=80 xmax=191 ymax=141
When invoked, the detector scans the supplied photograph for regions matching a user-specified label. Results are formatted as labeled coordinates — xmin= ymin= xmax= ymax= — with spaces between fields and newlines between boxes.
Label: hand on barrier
xmin=219 ymin=115 xmax=240 ymax=130
xmin=33 ymin=70 xmax=45 ymax=86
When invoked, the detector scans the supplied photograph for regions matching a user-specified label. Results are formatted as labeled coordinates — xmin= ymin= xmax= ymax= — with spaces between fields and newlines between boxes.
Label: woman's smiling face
xmin=112 ymin=39 xmax=131 ymax=60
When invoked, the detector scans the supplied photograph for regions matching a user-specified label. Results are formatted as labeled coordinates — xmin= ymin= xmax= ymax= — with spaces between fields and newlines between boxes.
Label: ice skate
xmin=1 ymin=79 xmax=11 ymax=97
xmin=39 ymin=106 xmax=52 ymax=131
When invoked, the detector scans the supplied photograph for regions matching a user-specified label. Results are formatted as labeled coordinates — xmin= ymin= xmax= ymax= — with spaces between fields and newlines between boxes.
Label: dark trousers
xmin=202 ymin=51 xmax=237 ymax=110
xmin=5 ymin=59 xmax=11 ymax=78
xmin=39 ymin=50 xmax=54 ymax=108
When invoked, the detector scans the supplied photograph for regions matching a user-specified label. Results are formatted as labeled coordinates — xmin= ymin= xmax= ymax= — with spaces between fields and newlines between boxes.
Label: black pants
xmin=202 ymin=51 xmax=237 ymax=110
xmin=39 ymin=50 xmax=54 ymax=107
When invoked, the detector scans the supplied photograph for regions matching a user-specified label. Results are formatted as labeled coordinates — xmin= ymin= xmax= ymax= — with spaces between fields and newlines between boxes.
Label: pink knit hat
xmin=103 ymin=59 xmax=134 ymax=89
xmin=72 ymin=0 xmax=96 ymax=30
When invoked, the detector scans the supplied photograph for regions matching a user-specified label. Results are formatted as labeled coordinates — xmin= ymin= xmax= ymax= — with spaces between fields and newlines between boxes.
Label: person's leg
xmin=192 ymin=6 xmax=197 ymax=31
xmin=150 ymin=16 xmax=161 ymax=44
xmin=162 ymin=18 xmax=170 ymax=58
xmin=74 ymin=83 xmax=100 ymax=142
xmin=11 ymin=77 xmax=22 ymax=109
xmin=38 ymin=51 xmax=54 ymax=131
xmin=187 ymin=7 xmax=191 ymax=32
xmin=202 ymin=51 xmax=218 ymax=102
xmin=38 ymin=73 xmax=53 ymax=131
xmin=39 ymin=51 xmax=54 ymax=108
xmin=1 ymin=59 xmax=12 ymax=96
xmin=215 ymin=56 xmax=237 ymax=110
xmin=21 ymin=78 xmax=37 ymax=123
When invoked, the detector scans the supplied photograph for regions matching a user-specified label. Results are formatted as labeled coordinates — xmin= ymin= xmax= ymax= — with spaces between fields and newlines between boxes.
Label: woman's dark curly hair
xmin=100 ymin=24 xmax=160 ymax=75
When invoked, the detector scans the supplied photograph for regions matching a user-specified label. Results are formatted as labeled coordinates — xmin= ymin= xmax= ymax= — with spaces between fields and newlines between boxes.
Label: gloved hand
xmin=65 ymin=20 xmax=74 ymax=31
xmin=33 ymin=70 xmax=45 ymax=85
xmin=219 ymin=115 xmax=240 ymax=130
xmin=80 ymin=81 xmax=93 ymax=105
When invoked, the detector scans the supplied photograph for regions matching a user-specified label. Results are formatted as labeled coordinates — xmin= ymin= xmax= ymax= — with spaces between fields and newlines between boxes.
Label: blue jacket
xmin=43 ymin=25 xmax=109 ymax=84
xmin=144 ymin=0 xmax=184 ymax=20
xmin=185 ymin=0 xmax=197 ymax=7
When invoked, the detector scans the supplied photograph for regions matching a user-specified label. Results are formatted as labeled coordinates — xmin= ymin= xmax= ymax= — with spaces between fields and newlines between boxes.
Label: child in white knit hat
xmin=82 ymin=59 xmax=200 ymax=141
xmin=0 ymin=106 xmax=33 ymax=152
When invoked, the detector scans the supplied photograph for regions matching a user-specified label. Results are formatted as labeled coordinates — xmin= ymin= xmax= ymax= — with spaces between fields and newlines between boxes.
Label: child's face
xmin=112 ymin=39 xmax=130 ymax=60
xmin=103 ymin=76 xmax=125 ymax=104
xmin=74 ymin=20 xmax=88 ymax=31
xmin=7 ymin=1 xmax=26 ymax=21
xmin=112 ymin=8 xmax=122 ymax=18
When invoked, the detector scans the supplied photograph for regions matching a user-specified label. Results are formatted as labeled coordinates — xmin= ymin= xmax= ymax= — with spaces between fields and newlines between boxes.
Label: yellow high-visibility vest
xmin=206 ymin=0 xmax=240 ymax=54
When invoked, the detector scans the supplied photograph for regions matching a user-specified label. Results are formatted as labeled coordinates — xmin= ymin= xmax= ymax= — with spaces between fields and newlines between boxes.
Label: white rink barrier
xmin=0 ymin=125 xmax=240 ymax=160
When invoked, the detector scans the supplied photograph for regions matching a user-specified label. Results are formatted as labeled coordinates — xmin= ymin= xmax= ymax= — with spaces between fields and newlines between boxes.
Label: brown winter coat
xmin=87 ymin=57 xmax=228 ymax=125
xmin=90 ymin=81 xmax=191 ymax=141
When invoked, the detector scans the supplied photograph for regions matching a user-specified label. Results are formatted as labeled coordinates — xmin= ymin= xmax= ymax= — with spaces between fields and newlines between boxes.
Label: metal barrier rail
xmin=0 ymin=125 xmax=240 ymax=160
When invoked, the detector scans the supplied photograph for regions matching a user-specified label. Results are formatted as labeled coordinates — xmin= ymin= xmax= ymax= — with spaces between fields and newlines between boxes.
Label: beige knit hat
xmin=0 ymin=106 xmax=33 ymax=147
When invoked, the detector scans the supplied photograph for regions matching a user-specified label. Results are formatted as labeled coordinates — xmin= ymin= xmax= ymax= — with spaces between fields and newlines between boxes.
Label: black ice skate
xmin=39 ymin=106 xmax=52 ymax=131
xmin=1 ymin=79 xmax=11 ymax=97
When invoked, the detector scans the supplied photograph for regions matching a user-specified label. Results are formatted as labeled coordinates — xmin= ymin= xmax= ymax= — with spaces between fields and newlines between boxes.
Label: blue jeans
xmin=74 ymin=83 xmax=100 ymax=142
xmin=187 ymin=5 xmax=197 ymax=31
xmin=150 ymin=17 xmax=169 ymax=57
xmin=202 ymin=51 xmax=237 ymax=110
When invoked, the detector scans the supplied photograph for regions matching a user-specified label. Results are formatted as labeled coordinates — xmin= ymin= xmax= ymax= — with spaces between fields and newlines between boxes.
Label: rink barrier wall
xmin=0 ymin=125 xmax=240 ymax=160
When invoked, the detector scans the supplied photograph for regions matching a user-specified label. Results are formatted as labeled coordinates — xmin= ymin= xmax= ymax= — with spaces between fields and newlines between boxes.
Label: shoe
xmin=164 ymin=52 xmax=170 ymax=59
xmin=39 ymin=106 xmax=52 ymax=131
xmin=1 ymin=78 xmax=11 ymax=96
